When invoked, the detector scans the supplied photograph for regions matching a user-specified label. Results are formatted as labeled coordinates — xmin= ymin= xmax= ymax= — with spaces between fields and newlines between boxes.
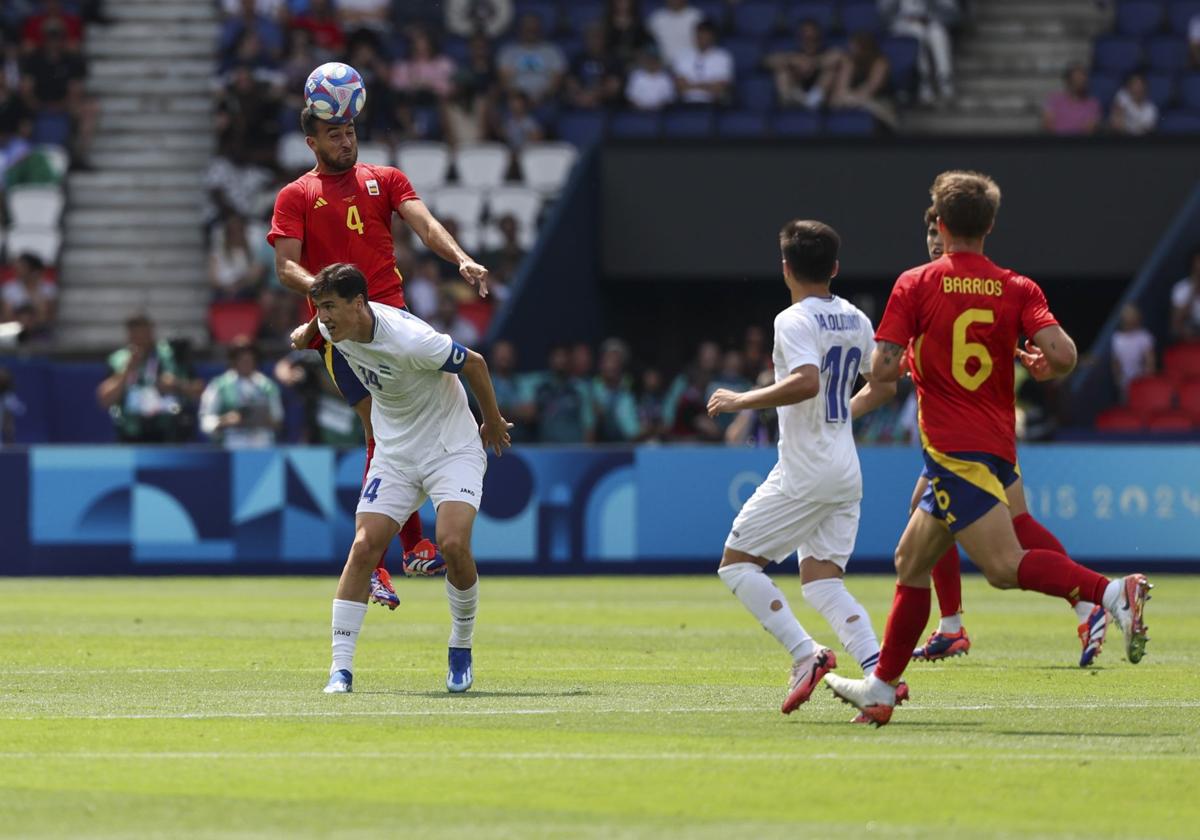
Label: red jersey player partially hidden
xmin=825 ymin=170 xmax=1154 ymax=726
xmin=268 ymin=107 xmax=490 ymax=609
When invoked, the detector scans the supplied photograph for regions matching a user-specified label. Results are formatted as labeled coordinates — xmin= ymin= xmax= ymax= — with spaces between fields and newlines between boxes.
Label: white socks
xmin=1074 ymin=600 xmax=1097 ymax=623
xmin=331 ymin=599 xmax=368 ymax=674
xmin=802 ymin=578 xmax=881 ymax=675
xmin=446 ymin=578 xmax=478 ymax=649
xmin=938 ymin=612 xmax=963 ymax=634
xmin=1101 ymin=579 xmax=1124 ymax=617
xmin=719 ymin=563 xmax=816 ymax=661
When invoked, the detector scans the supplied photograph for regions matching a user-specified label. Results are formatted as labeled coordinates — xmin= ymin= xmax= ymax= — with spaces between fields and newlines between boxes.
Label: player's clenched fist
xmin=479 ymin=417 xmax=513 ymax=456
xmin=707 ymin=388 xmax=742 ymax=417
xmin=459 ymin=259 xmax=490 ymax=297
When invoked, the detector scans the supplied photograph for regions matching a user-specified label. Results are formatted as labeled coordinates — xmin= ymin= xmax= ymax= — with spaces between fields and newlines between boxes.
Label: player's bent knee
xmin=439 ymin=532 xmax=471 ymax=563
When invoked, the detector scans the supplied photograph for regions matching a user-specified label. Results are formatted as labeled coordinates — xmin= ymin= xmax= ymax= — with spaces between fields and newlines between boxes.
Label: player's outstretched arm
xmin=707 ymin=365 xmax=819 ymax=416
xmin=849 ymin=370 xmax=898 ymax=420
xmin=460 ymin=349 xmax=513 ymax=455
xmin=398 ymin=199 xmax=490 ymax=298
xmin=869 ymin=341 xmax=905 ymax=383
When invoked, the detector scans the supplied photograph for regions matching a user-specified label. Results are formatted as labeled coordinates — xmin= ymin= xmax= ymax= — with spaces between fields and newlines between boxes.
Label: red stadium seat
xmin=1163 ymin=342 xmax=1200 ymax=383
xmin=208 ymin=300 xmax=263 ymax=345
xmin=1178 ymin=381 xmax=1200 ymax=416
xmin=1125 ymin=375 xmax=1175 ymax=417
xmin=1094 ymin=407 xmax=1145 ymax=431
xmin=1146 ymin=410 xmax=1195 ymax=432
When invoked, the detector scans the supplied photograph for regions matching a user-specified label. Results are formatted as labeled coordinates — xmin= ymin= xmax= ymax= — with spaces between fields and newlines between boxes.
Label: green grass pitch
xmin=1 ymin=574 xmax=1196 ymax=839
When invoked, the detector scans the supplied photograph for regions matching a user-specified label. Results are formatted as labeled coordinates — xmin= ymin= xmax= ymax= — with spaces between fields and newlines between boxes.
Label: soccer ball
xmin=304 ymin=62 xmax=366 ymax=124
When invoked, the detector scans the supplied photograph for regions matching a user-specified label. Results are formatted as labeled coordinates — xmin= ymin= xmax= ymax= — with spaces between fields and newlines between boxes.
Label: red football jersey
xmin=875 ymin=252 xmax=1059 ymax=463
xmin=267 ymin=163 xmax=418 ymax=314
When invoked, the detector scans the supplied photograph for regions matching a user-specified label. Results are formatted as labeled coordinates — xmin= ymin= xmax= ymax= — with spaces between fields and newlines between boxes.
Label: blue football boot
xmin=324 ymin=669 xmax=353 ymax=693
xmin=446 ymin=647 xmax=473 ymax=693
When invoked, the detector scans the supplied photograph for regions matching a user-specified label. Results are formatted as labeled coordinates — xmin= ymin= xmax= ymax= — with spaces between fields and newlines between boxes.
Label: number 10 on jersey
xmin=822 ymin=345 xmax=862 ymax=423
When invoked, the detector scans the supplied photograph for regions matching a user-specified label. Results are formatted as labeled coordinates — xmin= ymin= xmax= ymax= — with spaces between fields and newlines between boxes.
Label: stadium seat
xmin=786 ymin=1 xmax=835 ymax=30
xmin=428 ymin=186 xmax=487 ymax=231
xmin=840 ymin=2 xmax=884 ymax=35
xmin=1127 ymin=375 xmax=1176 ymax=417
xmin=487 ymin=185 xmax=542 ymax=234
xmin=1092 ymin=36 xmax=1144 ymax=74
xmin=733 ymin=1 xmax=782 ymax=37
xmin=825 ymin=109 xmax=876 ymax=135
xmin=1157 ymin=109 xmax=1200 ymax=133
xmin=694 ymin=0 xmax=729 ymax=25
xmin=609 ymin=111 xmax=662 ymax=139
xmin=771 ymin=111 xmax=820 ymax=136
xmin=1146 ymin=410 xmax=1195 ymax=431
xmin=442 ymin=36 xmax=471 ymax=65
xmin=1179 ymin=73 xmax=1200 ymax=108
xmin=277 ymin=132 xmax=312 ymax=172
xmin=1178 ymin=380 xmax=1200 ymax=416
xmin=6 ymin=227 xmax=60 ymax=264
xmin=726 ymin=37 xmax=766 ymax=74
xmin=519 ymin=142 xmax=578 ymax=196
xmin=8 ymin=186 xmax=65 ymax=228
xmin=355 ymin=142 xmax=391 ymax=167
xmin=718 ymin=110 xmax=770 ymax=137
xmin=1164 ymin=342 xmax=1200 ymax=381
xmin=455 ymin=142 xmax=510 ymax=188
xmin=662 ymin=108 xmax=716 ymax=138
xmin=565 ymin=1 xmax=604 ymax=34
xmin=1090 ymin=72 xmax=1122 ymax=105
xmin=1146 ymin=72 xmax=1176 ymax=106
xmin=737 ymin=74 xmax=777 ymax=111
xmin=207 ymin=300 xmax=263 ymax=345
xmin=556 ymin=110 xmax=607 ymax=147
xmin=514 ymin=1 xmax=560 ymax=34
xmin=1116 ymin=1 xmax=1166 ymax=37
xmin=1146 ymin=35 xmax=1190 ymax=70
xmin=882 ymin=36 xmax=920 ymax=92
xmin=397 ymin=141 xmax=452 ymax=191
xmin=32 ymin=112 xmax=71 ymax=147
xmin=1094 ymin=406 xmax=1145 ymax=431
xmin=1168 ymin=1 xmax=1200 ymax=35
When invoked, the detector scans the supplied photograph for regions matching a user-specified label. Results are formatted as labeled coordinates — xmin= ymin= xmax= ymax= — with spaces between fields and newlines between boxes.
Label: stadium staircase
xmin=905 ymin=0 xmax=1112 ymax=135
xmin=58 ymin=0 xmax=216 ymax=350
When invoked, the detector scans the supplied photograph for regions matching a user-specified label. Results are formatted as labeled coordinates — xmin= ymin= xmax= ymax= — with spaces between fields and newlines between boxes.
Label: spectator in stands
xmin=403 ymin=257 xmax=440 ymax=321
xmin=605 ymin=0 xmax=651 ymax=69
xmin=281 ymin=28 xmax=320 ymax=112
xmin=0 ymin=74 xmax=34 ymax=188
xmin=707 ymin=349 xmax=750 ymax=433
xmin=290 ymin=0 xmax=345 ymax=61
xmin=533 ymin=344 xmax=595 ymax=443
xmin=1043 ymin=63 xmax=1100 ymax=135
xmin=220 ymin=29 xmax=284 ymax=81
xmin=428 ymin=286 xmax=481 ymax=345
xmin=497 ymin=13 xmax=567 ymax=104
xmin=1190 ymin=12 xmax=1200 ymax=68
xmin=219 ymin=0 xmax=284 ymax=18
xmin=444 ymin=0 xmax=515 ymax=39
xmin=220 ymin=0 xmax=285 ymax=62
xmin=391 ymin=28 xmax=455 ymax=106
xmin=482 ymin=214 xmax=524 ymax=268
xmin=672 ymin=19 xmax=734 ymax=105
xmin=625 ymin=46 xmax=676 ymax=110
xmin=1170 ymin=248 xmax=1200 ymax=341
xmin=724 ymin=369 xmax=779 ymax=447
xmin=635 ymin=366 xmax=667 ymax=441
xmin=765 ymin=20 xmax=839 ymax=110
xmin=0 ymin=367 xmax=23 ymax=446
xmin=215 ymin=64 xmax=282 ymax=166
xmin=275 ymin=348 xmax=363 ymax=444
xmin=459 ymin=33 xmax=500 ymax=98
xmin=96 ymin=314 xmax=199 ymax=443
xmin=497 ymin=90 xmax=544 ymax=151
xmin=1 ymin=253 xmax=56 ymax=336
xmin=880 ymin=0 xmax=959 ymax=106
xmin=648 ymin=0 xmax=703 ymax=67
xmin=663 ymin=340 xmax=723 ymax=441
xmin=210 ymin=215 xmax=264 ymax=301
xmin=1111 ymin=303 xmax=1155 ymax=399
xmin=21 ymin=0 xmax=83 ymax=52
xmin=336 ymin=0 xmax=391 ymax=36
xmin=487 ymin=339 xmax=535 ymax=442
xmin=591 ymin=338 xmax=639 ymax=442
xmin=346 ymin=35 xmax=390 ymax=141
xmin=566 ymin=22 xmax=624 ymax=109
xmin=570 ymin=341 xmax=595 ymax=381
xmin=742 ymin=324 xmax=767 ymax=379
xmin=828 ymin=33 xmax=895 ymax=127
xmin=1110 ymin=72 xmax=1158 ymax=136
xmin=199 ymin=339 xmax=283 ymax=448
xmin=19 ymin=18 xmax=96 ymax=165
xmin=257 ymin=286 xmax=300 ymax=353
xmin=442 ymin=73 xmax=492 ymax=148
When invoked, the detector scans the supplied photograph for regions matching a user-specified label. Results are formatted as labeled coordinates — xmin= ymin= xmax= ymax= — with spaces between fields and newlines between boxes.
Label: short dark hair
xmin=930 ymin=170 xmax=1001 ymax=239
xmin=300 ymin=107 xmax=321 ymax=137
xmin=310 ymin=262 xmax=368 ymax=303
xmin=16 ymin=252 xmax=45 ymax=272
xmin=696 ymin=19 xmax=717 ymax=36
xmin=779 ymin=219 xmax=840 ymax=284
xmin=924 ymin=205 xmax=937 ymax=227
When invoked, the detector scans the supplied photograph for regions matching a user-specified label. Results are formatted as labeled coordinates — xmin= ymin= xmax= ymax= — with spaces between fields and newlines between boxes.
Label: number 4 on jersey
xmin=346 ymin=205 xmax=364 ymax=235
xmin=362 ymin=477 xmax=381 ymax=502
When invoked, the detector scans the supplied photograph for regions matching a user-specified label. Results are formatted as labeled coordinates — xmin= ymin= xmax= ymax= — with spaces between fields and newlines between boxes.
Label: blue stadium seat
xmin=726 ymin=37 xmax=766 ymax=74
xmin=1168 ymin=1 xmax=1200 ymax=35
xmin=695 ymin=0 xmax=729 ymax=25
xmin=558 ymin=34 xmax=584 ymax=62
xmin=840 ymin=2 xmax=884 ymax=35
xmin=1092 ymin=36 xmax=1144 ymax=74
xmin=1146 ymin=35 xmax=1190 ymax=70
xmin=609 ymin=110 xmax=662 ymax=138
xmin=1179 ymin=73 xmax=1200 ymax=108
xmin=1157 ymin=108 xmax=1200 ymax=132
xmin=1116 ymin=1 xmax=1166 ymax=36
xmin=410 ymin=106 xmax=441 ymax=140
xmin=787 ymin=1 xmax=836 ymax=31
xmin=564 ymin=1 xmax=604 ymax=34
xmin=1146 ymin=72 xmax=1176 ymax=106
xmin=717 ymin=110 xmax=770 ymax=137
xmin=556 ymin=110 xmax=606 ymax=147
xmin=514 ymin=0 xmax=560 ymax=33
xmin=662 ymin=108 xmax=716 ymax=137
xmin=771 ymin=111 xmax=820 ymax=136
xmin=32 ymin=112 xmax=71 ymax=147
xmin=1089 ymin=73 xmax=1122 ymax=105
xmin=738 ymin=74 xmax=777 ymax=111
xmin=825 ymin=109 xmax=876 ymax=135
xmin=734 ymin=1 xmax=782 ymax=37
xmin=882 ymin=36 xmax=919 ymax=92
xmin=443 ymin=36 xmax=471 ymax=65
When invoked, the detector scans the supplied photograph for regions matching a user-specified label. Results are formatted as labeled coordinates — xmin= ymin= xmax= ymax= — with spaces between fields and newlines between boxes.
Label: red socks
xmin=1013 ymin=512 xmax=1066 ymax=554
xmin=399 ymin=513 xmax=423 ymax=554
xmin=874 ymin=584 xmax=932 ymax=684
xmin=930 ymin=546 xmax=962 ymax=617
xmin=1016 ymin=549 xmax=1109 ymax=606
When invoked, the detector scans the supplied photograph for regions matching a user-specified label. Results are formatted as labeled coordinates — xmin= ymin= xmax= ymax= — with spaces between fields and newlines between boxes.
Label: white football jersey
xmin=772 ymin=295 xmax=877 ymax=502
xmin=319 ymin=303 xmax=481 ymax=468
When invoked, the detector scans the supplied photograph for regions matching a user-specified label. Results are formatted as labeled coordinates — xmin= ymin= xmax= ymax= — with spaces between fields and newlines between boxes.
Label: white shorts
xmin=725 ymin=465 xmax=861 ymax=567
xmin=356 ymin=444 xmax=487 ymax=526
